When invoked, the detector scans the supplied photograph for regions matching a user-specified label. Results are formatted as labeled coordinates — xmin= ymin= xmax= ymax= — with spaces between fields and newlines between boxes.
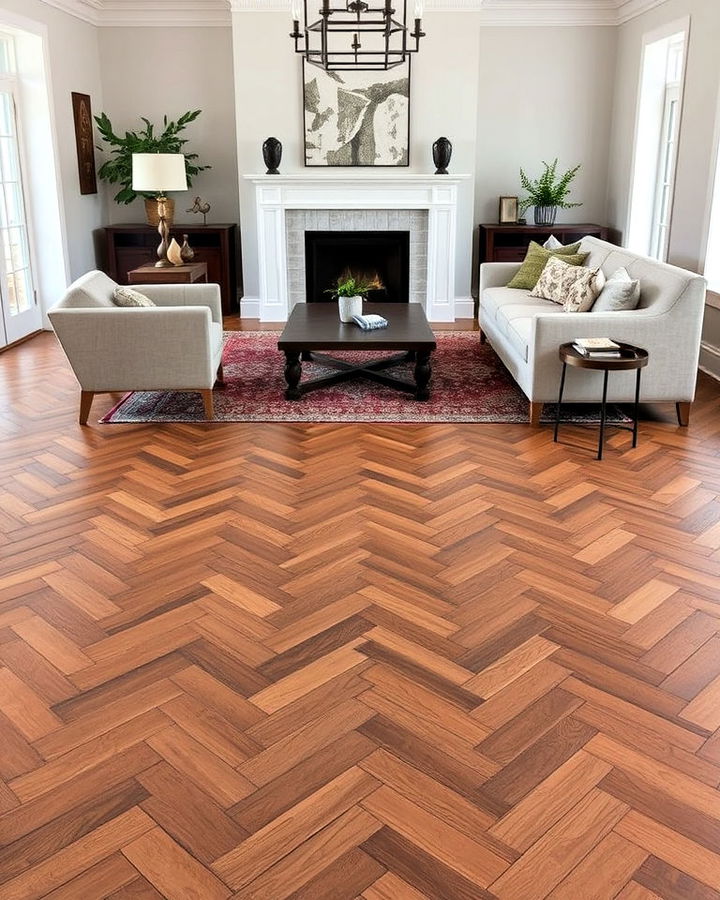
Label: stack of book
xmin=572 ymin=338 xmax=622 ymax=359
xmin=352 ymin=313 xmax=388 ymax=331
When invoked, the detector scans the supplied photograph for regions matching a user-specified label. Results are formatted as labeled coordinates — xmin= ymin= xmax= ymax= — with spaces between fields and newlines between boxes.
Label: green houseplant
xmin=326 ymin=271 xmax=383 ymax=322
xmin=94 ymin=109 xmax=210 ymax=224
xmin=519 ymin=159 xmax=582 ymax=226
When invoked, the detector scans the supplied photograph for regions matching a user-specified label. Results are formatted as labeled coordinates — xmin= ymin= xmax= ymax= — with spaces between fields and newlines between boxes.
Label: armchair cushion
xmin=112 ymin=286 xmax=156 ymax=308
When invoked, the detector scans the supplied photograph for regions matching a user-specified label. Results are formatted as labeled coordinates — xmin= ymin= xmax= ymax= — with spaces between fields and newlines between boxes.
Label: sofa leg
xmin=79 ymin=391 xmax=94 ymax=426
xmin=479 ymin=327 xmax=486 ymax=344
xmin=201 ymin=389 xmax=214 ymax=420
xmin=529 ymin=401 xmax=543 ymax=427
xmin=676 ymin=402 xmax=691 ymax=427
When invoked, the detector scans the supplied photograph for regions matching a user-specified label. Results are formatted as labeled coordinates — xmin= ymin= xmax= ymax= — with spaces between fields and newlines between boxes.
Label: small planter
xmin=534 ymin=205 xmax=558 ymax=227
xmin=338 ymin=295 xmax=363 ymax=323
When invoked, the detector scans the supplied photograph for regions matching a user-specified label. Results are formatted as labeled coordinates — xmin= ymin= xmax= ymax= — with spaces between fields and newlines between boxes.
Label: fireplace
xmin=305 ymin=230 xmax=410 ymax=303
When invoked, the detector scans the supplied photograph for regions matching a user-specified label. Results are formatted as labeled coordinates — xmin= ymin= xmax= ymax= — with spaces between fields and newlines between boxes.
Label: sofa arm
xmin=131 ymin=283 xmax=222 ymax=324
xmin=480 ymin=262 xmax=523 ymax=293
xmin=528 ymin=310 xmax=699 ymax=402
xmin=48 ymin=306 xmax=216 ymax=392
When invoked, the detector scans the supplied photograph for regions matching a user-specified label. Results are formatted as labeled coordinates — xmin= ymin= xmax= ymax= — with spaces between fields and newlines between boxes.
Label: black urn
xmin=432 ymin=137 xmax=452 ymax=175
xmin=263 ymin=137 xmax=282 ymax=175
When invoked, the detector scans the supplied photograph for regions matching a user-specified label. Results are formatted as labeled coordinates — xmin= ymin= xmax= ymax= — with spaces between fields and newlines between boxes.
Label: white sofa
xmin=48 ymin=270 xmax=224 ymax=424
xmin=479 ymin=236 xmax=706 ymax=425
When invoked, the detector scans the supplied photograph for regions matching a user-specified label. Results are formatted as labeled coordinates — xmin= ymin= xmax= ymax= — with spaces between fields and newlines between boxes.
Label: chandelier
xmin=290 ymin=1 xmax=425 ymax=72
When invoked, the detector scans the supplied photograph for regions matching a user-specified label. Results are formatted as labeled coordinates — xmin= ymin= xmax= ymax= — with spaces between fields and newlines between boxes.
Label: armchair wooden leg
xmin=79 ymin=391 xmax=94 ymax=425
xmin=676 ymin=402 xmax=691 ymax=427
xmin=529 ymin=401 xmax=543 ymax=427
xmin=201 ymin=389 xmax=214 ymax=420
xmin=479 ymin=327 xmax=486 ymax=344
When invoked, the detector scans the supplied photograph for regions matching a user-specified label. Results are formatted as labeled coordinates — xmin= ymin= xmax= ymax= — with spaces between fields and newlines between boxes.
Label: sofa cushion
xmin=506 ymin=316 xmax=532 ymax=362
xmin=507 ymin=242 xmax=589 ymax=290
xmin=482 ymin=287 xmax=558 ymax=332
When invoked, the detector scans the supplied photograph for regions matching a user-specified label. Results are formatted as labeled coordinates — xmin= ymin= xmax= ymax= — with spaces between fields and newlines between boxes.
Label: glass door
xmin=0 ymin=80 xmax=41 ymax=346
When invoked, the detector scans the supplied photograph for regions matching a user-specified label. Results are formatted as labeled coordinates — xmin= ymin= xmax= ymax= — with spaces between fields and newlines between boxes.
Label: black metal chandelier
xmin=290 ymin=1 xmax=425 ymax=72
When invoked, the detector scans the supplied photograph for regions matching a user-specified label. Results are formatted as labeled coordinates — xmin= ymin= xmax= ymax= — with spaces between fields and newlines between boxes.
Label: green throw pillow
xmin=507 ymin=241 xmax=588 ymax=291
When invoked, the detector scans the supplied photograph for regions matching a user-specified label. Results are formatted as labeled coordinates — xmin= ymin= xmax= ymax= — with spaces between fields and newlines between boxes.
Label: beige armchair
xmin=48 ymin=270 xmax=225 ymax=424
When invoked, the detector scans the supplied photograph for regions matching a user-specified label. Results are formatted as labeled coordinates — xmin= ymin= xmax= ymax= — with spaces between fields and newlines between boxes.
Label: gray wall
xmin=97 ymin=27 xmax=239 ymax=228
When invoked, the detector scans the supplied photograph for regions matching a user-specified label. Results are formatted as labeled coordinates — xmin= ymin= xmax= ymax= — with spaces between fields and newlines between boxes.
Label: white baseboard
xmin=240 ymin=296 xmax=476 ymax=322
xmin=699 ymin=340 xmax=720 ymax=382
xmin=239 ymin=297 xmax=260 ymax=319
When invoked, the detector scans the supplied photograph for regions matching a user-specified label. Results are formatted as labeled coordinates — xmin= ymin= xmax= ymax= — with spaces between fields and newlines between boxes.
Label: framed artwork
xmin=303 ymin=60 xmax=410 ymax=167
xmin=498 ymin=196 xmax=519 ymax=224
xmin=71 ymin=92 xmax=97 ymax=195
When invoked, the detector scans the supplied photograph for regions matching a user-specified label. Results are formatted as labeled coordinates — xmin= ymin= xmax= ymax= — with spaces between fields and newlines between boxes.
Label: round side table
xmin=554 ymin=342 xmax=649 ymax=460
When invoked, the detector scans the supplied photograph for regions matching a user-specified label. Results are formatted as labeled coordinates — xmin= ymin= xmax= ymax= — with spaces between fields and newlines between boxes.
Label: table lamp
xmin=132 ymin=153 xmax=188 ymax=267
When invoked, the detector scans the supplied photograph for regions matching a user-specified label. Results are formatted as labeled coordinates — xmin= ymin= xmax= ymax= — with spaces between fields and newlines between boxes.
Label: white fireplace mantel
xmin=243 ymin=173 xmax=472 ymax=322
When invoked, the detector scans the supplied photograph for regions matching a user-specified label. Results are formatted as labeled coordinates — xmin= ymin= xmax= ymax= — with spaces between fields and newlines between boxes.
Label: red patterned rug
xmin=100 ymin=331 xmax=616 ymax=425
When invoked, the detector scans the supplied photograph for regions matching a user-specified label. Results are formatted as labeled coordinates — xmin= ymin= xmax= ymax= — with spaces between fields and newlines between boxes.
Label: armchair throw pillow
xmin=112 ymin=287 xmax=156 ymax=308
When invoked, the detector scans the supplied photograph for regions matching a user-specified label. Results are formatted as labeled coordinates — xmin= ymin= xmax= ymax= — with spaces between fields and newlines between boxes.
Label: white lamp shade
xmin=132 ymin=153 xmax=188 ymax=193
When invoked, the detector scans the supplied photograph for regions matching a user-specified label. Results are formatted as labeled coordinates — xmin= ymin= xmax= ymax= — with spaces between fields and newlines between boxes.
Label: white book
xmin=574 ymin=337 xmax=620 ymax=351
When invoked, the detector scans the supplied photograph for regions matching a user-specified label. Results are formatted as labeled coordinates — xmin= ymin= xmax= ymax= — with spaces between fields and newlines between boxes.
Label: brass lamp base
xmin=155 ymin=194 xmax=173 ymax=267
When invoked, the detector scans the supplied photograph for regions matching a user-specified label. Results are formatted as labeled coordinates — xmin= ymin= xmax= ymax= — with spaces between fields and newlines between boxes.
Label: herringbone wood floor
xmin=1 ymin=327 xmax=720 ymax=899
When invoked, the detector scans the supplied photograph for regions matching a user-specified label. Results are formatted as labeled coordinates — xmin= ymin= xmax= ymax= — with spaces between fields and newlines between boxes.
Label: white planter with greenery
xmin=327 ymin=272 xmax=382 ymax=323
xmin=338 ymin=295 xmax=363 ymax=323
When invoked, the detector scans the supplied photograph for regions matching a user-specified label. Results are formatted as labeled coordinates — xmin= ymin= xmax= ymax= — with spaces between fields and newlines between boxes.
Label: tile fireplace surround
xmin=243 ymin=174 xmax=471 ymax=322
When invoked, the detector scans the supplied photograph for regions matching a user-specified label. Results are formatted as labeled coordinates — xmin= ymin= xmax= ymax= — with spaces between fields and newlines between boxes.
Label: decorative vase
xmin=145 ymin=197 xmax=175 ymax=227
xmin=263 ymin=137 xmax=282 ymax=175
xmin=432 ymin=136 xmax=452 ymax=175
xmin=180 ymin=234 xmax=194 ymax=262
xmin=534 ymin=205 xmax=558 ymax=226
xmin=338 ymin=295 xmax=363 ymax=323
xmin=167 ymin=237 xmax=183 ymax=266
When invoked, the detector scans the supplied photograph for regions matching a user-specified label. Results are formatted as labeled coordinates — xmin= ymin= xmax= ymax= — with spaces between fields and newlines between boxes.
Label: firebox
xmin=304 ymin=230 xmax=410 ymax=303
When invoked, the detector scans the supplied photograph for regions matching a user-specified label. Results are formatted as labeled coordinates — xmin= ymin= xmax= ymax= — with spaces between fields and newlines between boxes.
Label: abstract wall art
xmin=303 ymin=61 xmax=410 ymax=167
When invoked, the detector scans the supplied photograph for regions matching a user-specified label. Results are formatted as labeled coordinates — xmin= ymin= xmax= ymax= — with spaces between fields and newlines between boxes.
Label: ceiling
xmin=40 ymin=0 xmax=670 ymax=28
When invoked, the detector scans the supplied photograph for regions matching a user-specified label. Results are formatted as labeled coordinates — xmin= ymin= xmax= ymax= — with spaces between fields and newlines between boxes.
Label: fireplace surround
xmin=243 ymin=174 xmax=471 ymax=322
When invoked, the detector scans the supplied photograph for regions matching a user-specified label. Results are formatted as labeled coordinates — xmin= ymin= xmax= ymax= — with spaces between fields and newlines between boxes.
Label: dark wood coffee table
xmin=277 ymin=303 xmax=437 ymax=401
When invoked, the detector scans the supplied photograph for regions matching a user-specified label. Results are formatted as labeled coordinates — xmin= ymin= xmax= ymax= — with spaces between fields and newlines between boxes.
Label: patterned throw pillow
xmin=531 ymin=256 xmax=603 ymax=312
xmin=507 ymin=241 xmax=587 ymax=291
xmin=112 ymin=286 xmax=156 ymax=308
xmin=592 ymin=267 xmax=641 ymax=312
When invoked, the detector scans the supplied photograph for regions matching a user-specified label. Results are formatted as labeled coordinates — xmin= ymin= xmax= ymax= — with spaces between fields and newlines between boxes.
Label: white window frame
xmin=626 ymin=17 xmax=690 ymax=262
xmin=649 ymin=82 xmax=680 ymax=261
xmin=702 ymin=82 xmax=720 ymax=300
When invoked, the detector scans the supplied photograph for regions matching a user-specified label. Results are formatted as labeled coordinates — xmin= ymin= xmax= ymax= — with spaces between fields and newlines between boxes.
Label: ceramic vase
xmin=263 ymin=137 xmax=282 ymax=175
xmin=167 ymin=237 xmax=183 ymax=266
xmin=338 ymin=295 xmax=363 ymax=323
xmin=432 ymin=136 xmax=452 ymax=175
xmin=180 ymin=234 xmax=194 ymax=262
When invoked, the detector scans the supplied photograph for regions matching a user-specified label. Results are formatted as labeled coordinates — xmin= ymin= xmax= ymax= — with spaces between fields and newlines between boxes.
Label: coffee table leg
xmin=301 ymin=351 xmax=313 ymax=361
xmin=414 ymin=351 xmax=431 ymax=401
xmin=554 ymin=362 xmax=567 ymax=443
xmin=633 ymin=368 xmax=642 ymax=448
xmin=284 ymin=351 xmax=302 ymax=400
xmin=598 ymin=369 xmax=609 ymax=461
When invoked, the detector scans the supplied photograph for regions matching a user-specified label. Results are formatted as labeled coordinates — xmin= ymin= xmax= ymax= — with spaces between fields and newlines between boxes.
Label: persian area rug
xmin=101 ymin=331 xmax=624 ymax=425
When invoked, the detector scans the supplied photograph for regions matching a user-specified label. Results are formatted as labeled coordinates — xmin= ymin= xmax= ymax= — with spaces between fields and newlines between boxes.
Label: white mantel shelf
xmin=244 ymin=173 xmax=473 ymax=322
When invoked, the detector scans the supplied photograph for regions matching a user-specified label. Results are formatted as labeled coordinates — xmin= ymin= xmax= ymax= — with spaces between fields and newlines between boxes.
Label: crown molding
xmin=40 ymin=0 xmax=670 ymax=27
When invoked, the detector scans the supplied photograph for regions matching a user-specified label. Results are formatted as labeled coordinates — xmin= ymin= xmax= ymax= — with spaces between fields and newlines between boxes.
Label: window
xmin=627 ymin=23 xmax=688 ymax=262
xmin=0 ymin=31 xmax=38 ymax=345
xmin=704 ymin=92 xmax=720 ymax=294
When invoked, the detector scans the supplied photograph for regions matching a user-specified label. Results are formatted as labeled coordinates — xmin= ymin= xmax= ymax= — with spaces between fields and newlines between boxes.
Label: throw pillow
xmin=592 ymin=267 xmax=641 ymax=312
xmin=507 ymin=241 xmax=588 ymax=291
xmin=531 ymin=256 xmax=603 ymax=312
xmin=112 ymin=286 xmax=156 ymax=308
xmin=544 ymin=234 xmax=563 ymax=250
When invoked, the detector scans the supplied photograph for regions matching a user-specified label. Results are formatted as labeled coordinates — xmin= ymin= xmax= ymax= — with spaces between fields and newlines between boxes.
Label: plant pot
xmin=145 ymin=197 xmax=175 ymax=227
xmin=534 ymin=205 xmax=557 ymax=227
xmin=338 ymin=295 xmax=363 ymax=323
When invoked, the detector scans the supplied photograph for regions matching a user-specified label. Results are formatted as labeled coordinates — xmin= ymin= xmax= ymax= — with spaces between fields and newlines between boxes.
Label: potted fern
xmin=94 ymin=109 xmax=210 ymax=225
xmin=327 ymin=271 xmax=383 ymax=322
xmin=519 ymin=159 xmax=582 ymax=226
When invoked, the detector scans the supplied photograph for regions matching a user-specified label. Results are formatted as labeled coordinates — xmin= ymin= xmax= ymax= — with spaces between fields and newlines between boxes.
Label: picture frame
xmin=71 ymin=92 xmax=97 ymax=195
xmin=303 ymin=60 xmax=410 ymax=168
xmin=498 ymin=196 xmax=519 ymax=225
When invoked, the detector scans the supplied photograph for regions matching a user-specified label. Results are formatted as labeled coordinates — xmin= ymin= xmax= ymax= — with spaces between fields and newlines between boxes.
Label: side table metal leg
xmin=554 ymin=363 xmax=567 ymax=443
xmin=284 ymin=351 xmax=302 ymax=400
xmin=633 ymin=368 xmax=642 ymax=448
xmin=598 ymin=369 xmax=609 ymax=460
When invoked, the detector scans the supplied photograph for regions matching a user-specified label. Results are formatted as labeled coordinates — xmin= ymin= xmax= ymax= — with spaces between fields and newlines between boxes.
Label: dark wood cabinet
xmin=102 ymin=224 xmax=241 ymax=315
xmin=479 ymin=223 xmax=609 ymax=263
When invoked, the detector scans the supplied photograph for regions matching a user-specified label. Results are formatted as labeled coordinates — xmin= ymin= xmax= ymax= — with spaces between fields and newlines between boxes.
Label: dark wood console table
xmin=479 ymin=223 xmax=608 ymax=263
xmin=103 ymin=224 xmax=241 ymax=315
